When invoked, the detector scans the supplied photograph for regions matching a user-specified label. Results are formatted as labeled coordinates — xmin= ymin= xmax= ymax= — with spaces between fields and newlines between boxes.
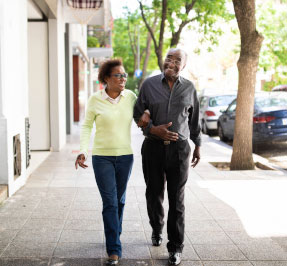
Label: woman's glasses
xmin=112 ymin=73 xmax=128 ymax=79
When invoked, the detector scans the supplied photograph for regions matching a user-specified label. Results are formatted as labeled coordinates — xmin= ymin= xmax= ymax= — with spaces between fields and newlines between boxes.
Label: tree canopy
xmin=138 ymin=0 xmax=233 ymax=70
xmin=257 ymin=1 xmax=287 ymax=90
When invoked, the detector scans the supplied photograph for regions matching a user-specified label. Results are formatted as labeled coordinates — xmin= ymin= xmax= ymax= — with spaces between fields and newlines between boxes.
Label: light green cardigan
xmin=80 ymin=89 xmax=137 ymax=157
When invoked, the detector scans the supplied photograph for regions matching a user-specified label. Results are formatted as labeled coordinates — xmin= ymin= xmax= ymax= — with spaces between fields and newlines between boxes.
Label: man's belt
xmin=145 ymin=137 xmax=172 ymax=145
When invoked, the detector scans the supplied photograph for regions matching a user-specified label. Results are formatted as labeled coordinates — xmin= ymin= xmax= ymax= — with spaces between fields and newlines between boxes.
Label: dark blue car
xmin=218 ymin=92 xmax=287 ymax=144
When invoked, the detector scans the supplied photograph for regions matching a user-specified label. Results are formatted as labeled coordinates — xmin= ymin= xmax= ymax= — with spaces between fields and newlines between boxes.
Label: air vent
xmin=13 ymin=134 xmax=21 ymax=179
xmin=25 ymin=118 xmax=31 ymax=168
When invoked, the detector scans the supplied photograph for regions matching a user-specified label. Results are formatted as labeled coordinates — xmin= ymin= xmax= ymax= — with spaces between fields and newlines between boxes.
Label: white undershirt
xmin=101 ymin=89 xmax=126 ymax=104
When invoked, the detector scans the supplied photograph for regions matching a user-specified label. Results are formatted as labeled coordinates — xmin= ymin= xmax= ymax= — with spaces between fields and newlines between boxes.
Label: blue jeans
xmin=92 ymin=154 xmax=134 ymax=258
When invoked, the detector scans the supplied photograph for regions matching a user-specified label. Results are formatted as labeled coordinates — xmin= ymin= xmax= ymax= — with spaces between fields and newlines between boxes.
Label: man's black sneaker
xmin=151 ymin=232 xmax=163 ymax=246
xmin=168 ymin=252 xmax=181 ymax=265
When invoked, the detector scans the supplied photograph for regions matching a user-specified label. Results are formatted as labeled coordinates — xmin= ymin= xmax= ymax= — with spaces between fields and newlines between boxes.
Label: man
xmin=134 ymin=48 xmax=201 ymax=265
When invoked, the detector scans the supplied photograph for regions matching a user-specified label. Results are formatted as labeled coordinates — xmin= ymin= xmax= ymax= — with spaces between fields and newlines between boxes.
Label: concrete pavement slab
xmin=121 ymin=244 xmax=151 ymax=259
xmin=50 ymin=258 xmax=102 ymax=266
xmin=238 ymin=242 xmax=287 ymax=260
xmin=53 ymin=242 xmax=104 ymax=258
xmin=12 ymin=228 xmax=61 ymax=243
xmin=193 ymin=244 xmax=247 ymax=260
xmin=23 ymin=218 xmax=65 ymax=230
xmin=0 ymin=217 xmax=28 ymax=230
xmin=251 ymin=262 xmax=287 ymax=266
xmin=59 ymin=230 xmax=103 ymax=244
xmin=185 ymin=219 xmax=224 ymax=232
xmin=186 ymin=230 xmax=234 ymax=245
xmin=31 ymin=208 xmax=69 ymax=219
xmin=68 ymin=210 xmax=102 ymax=220
xmin=0 ymin=229 xmax=18 ymax=244
xmin=120 ymin=231 xmax=147 ymax=244
xmin=0 ymin=258 xmax=49 ymax=266
xmin=1 ymin=241 xmax=57 ymax=258
xmin=202 ymin=262 xmax=252 ymax=266
xmin=64 ymin=219 xmax=103 ymax=231
xmin=154 ymin=261 xmax=203 ymax=266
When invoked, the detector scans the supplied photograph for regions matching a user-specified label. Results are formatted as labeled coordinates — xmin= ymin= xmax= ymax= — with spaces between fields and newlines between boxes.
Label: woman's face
xmin=105 ymin=66 xmax=127 ymax=92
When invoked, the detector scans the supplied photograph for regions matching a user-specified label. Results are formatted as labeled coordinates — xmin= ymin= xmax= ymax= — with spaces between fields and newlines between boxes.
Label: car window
xmin=200 ymin=97 xmax=207 ymax=108
xmin=226 ymin=100 xmax=237 ymax=113
xmin=209 ymin=95 xmax=236 ymax=107
xmin=255 ymin=96 xmax=287 ymax=108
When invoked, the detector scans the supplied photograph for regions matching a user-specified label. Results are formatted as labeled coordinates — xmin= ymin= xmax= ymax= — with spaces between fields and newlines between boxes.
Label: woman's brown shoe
xmin=106 ymin=255 xmax=119 ymax=265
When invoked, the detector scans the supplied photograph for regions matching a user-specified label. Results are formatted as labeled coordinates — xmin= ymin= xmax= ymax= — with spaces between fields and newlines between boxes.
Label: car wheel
xmin=252 ymin=143 xmax=259 ymax=153
xmin=202 ymin=120 xmax=210 ymax=135
xmin=218 ymin=123 xmax=228 ymax=142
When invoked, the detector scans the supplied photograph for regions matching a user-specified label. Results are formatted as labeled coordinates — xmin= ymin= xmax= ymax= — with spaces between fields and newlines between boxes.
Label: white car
xmin=199 ymin=93 xmax=236 ymax=135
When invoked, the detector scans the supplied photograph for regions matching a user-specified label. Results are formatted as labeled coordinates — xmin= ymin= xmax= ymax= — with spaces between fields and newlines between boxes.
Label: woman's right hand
xmin=75 ymin=154 xmax=88 ymax=169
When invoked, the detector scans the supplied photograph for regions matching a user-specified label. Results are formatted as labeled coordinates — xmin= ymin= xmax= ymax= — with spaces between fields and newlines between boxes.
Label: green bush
xmin=87 ymin=36 xmax=99 ymax=48
xmin=125 ymin=77 xmax=140 ymax=96
xmin=263 ymin=74 xmax=287 ymax=91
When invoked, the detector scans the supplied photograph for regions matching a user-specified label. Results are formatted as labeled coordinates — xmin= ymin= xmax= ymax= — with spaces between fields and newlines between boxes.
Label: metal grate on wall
xmin=25 ymin=118 xmax=31 ymax=168
xmin=13 ymin=134 xmax=21 ymax=180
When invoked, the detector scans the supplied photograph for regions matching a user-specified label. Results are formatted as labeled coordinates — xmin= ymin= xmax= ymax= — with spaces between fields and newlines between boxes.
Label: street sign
xmin=135 ymin=69 xmax=142 ymax=78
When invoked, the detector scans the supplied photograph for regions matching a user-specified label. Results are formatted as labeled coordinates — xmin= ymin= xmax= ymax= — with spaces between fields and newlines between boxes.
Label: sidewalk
xmin=1 ymin=123 xmax=287 ymax=266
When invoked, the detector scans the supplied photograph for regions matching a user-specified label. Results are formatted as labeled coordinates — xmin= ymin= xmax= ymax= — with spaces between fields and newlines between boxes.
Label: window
xmin=226 ymin=100 xmax=237 ymax=113
xmin=209 ymin=95 xmax=236 ymax=107
xmin=200 ymin=97 xmax=207 ymax=108
xmin=255 ymin=96 xmax=287 ymax=108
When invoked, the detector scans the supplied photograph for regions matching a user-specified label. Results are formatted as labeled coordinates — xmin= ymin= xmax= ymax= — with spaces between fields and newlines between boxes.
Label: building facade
xmin=0 ymin=0 xmax=112 ymax=198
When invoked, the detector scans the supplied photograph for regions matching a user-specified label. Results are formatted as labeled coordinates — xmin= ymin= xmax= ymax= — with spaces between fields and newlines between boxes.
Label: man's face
xmin=163 ymin=50 xmax=186 ymax=79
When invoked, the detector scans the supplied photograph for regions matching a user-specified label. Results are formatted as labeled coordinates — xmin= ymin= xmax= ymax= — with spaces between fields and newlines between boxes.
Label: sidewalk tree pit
xmin=210 ymin=162 xmax=275 ymax=171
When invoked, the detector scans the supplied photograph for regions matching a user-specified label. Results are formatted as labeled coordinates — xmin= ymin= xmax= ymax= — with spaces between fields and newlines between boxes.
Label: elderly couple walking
xmin=75 ymin=48 xmax=201 ymax=266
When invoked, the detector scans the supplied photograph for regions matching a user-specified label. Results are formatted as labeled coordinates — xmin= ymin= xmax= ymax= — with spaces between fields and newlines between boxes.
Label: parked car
xmin=217 ymin=92 xmax=287 ymax=144
xmin=199 ymin=93 xmax=236 ymax=135
xmin=272 ymin=84 xmax=287 ymax=92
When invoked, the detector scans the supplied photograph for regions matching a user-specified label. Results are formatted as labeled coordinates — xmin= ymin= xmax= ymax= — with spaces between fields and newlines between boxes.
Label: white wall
xmin=71 ymin=24 xmax=87 ymax=55
xmin=48 ymin=0 xmax=67 ymax=151
xmin=0 ymin=0 xmax=29 ymax=195
xmin=28 ymin=22 xmax=50 ymax=150
xmin=70 ymin=24 xmax=89 ymax=119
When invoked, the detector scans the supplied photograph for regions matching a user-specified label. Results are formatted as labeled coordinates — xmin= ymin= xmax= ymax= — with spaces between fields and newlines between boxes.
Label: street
xmin=210 ymin=135 xmax=287 ymax=170
xmin=255 ymin=142 xmax=287 ymax=170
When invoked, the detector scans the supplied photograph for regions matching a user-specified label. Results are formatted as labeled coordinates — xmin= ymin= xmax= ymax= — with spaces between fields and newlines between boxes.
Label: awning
xmin=63 ymin=0 xmax=107 ymax=25
xmin=66 ymin=0 xmax=103 ymax=9
xmin=88 ymin=47 xmax=113 ymax=58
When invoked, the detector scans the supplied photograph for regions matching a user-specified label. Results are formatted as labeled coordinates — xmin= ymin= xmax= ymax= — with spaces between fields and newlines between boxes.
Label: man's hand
xmin=137 ymin=112 xmax=150 ymax=128
xmin=150 ymin=122 xmax=178 ymax=141
xmin=75 ymin=154 xmax=88 ymax=169
xmin=191 ymin=146 xmax=200 ymax=168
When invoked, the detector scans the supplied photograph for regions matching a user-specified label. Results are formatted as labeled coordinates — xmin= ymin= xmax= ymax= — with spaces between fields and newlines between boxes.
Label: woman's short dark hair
xmin=98 ymin=59 xmax=123 ymax=84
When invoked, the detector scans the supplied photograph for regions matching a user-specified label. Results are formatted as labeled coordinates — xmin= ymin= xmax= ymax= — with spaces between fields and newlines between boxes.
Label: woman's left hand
xmin=137 ymin=112 xmax=150 ymax=128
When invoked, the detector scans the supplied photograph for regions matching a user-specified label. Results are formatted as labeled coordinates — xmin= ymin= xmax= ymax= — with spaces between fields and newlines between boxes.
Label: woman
xmin=75 ymin=59 xmax=148 ymax=265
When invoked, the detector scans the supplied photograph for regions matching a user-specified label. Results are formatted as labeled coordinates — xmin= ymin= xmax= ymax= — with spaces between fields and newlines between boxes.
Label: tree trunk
xmin=157 ymin=0 xmax=167 ymax=71
xmin=170 ymin=20 xmax=190 ymax=47
xmin=230 ymin=0 xmax=264 ymax=170
xmin=138 ymin=0 xmax=166 ymax=71
xmin=170 ymin=0 xmax=197 ymax=47
xmin=127 ymin=20 xmax=137 ymax=73
xmin=139 ymin=17 xmax=157 ymax=88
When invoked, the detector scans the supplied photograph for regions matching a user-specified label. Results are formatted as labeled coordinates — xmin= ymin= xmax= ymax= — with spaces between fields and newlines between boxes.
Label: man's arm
xmin=189 ymin=88 xmax=201 ymax=167
xmin=133 ymin=82 xmax=154 ymax=135
xmin=134 ymin=79 xmax=178 ymax=140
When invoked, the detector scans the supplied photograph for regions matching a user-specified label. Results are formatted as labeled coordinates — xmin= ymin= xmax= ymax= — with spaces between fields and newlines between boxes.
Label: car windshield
xmin=255 ymin=96 xmax=287 ymax=108
xmin=209 ymin=95 xmax=236 ymax=107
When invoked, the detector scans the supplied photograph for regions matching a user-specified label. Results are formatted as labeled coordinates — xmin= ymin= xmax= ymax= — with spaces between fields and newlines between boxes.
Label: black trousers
xmin=141 ymin=138 xmax=191 ymax=252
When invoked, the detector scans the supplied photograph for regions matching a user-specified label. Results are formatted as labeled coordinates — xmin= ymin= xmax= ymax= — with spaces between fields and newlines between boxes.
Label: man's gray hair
xmin=166 ymin=48 xmax=188 ymax=65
